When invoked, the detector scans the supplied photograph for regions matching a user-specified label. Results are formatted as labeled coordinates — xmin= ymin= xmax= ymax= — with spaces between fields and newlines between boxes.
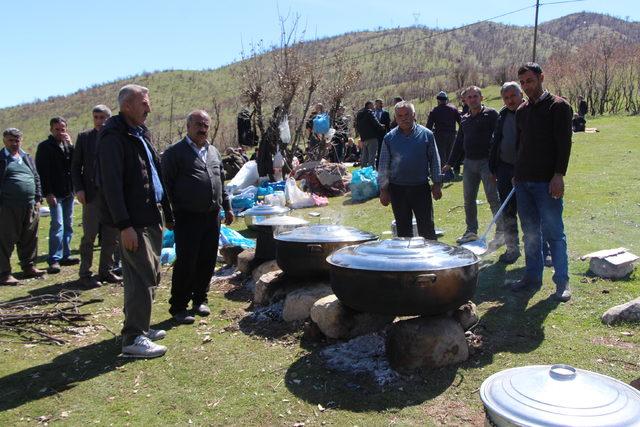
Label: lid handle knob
xmin=549 ymin=364 xmax=577 ymax=381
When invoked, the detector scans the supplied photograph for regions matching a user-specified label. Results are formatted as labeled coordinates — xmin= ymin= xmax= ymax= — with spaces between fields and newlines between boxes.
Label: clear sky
xmin=1 ymin=0 xmax=638 ymax=109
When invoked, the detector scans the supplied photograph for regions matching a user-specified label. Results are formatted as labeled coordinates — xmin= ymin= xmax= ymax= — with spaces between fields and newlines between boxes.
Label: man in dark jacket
xmin=489 ymin=82 xmax=525 ymax=264
xmin=511 ymin=63 xmax=573 ymax=302
xmin=373 ymin=99 xmax=391 ymax=168
xmin=71 ymin=105 xmax=120 ymax=288
xmin=577 ymin=95 xmax=588 ymax=118
xmin=0 ymin=128 xmax=46 ymax=285
xmin=426 ymin=91 xmax=461 ymax=169
xmin=443 ymin=86 xmax=502 ymax=246
xmin=36 ymin=117 xmax=78 ymax=273
xmin=355 ymin=101 xmax=385 ymax=168
xmin=97 ymin=84 xmax=174 ymax=358
xmin=161 ymin=110 xmax=234 ymax=324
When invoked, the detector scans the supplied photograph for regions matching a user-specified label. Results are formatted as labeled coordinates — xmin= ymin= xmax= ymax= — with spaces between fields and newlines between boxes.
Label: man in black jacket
xmin=36 ymin=117 xmax=78 ymax=273
xmin=426 ymin=91 xmax=461 ymax=167
xmin=98 ymin=84 xmax=174 ymax=358
xmin=355 ymin=101 xmax=385 ymax=168
xmin=373 ymin=99 xmax=391 ymax=169
xmin=489 ymin=82 xmax=525 ymax=264
xmin=0 ymin=128 xmax=46 ymax=285
xmin=443 ymin=86 xmax=502 ymax=246
xmin=71 ymin=105 xmax=120 ymax=288
xmin=161 ymin=110 xmax=234 ymax=324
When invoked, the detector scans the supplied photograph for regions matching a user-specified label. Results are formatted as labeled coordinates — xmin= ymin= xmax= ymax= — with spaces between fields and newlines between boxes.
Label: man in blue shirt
xmin=378 ymin=101 xmax=443 ymax=239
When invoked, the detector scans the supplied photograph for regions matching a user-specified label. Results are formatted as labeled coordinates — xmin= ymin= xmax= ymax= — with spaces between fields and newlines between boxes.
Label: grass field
xmin=1 ymin=114 xmax=639 ymax=426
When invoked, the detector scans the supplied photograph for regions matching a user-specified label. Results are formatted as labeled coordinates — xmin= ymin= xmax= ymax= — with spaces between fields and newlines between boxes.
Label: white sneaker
xmin=147 ymin=329 xmax=166 ymax=341
xmin=122 ymin=335 xmax=167 ymax=358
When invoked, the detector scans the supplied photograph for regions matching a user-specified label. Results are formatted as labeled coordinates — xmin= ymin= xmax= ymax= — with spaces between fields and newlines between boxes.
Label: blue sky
xmin=1 ymin=0 xmax=638 ymax=108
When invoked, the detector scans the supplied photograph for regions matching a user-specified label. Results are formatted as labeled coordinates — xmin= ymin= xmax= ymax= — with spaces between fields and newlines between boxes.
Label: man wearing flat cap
xmin=426 ymin=91 xmax=461 ymax=168
xmin=0 ymin=128 xmax=46 ymax=285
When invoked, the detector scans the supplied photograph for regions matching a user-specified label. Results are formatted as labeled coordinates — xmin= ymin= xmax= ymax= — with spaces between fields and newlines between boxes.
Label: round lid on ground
xmin=480 ymin=364 xmax=640 ymax=426
xmin=242 ymin=204 xmax=290 ymax=216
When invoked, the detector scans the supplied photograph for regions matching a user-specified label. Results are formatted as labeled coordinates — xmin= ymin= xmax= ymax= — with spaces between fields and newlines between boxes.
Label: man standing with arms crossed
xmin=378 ymin=101 xmax=442 ymax=239
xmin=72 ymin=105 xmax=121 ymax=288
xmin=161 ymin=110 xmax=234 ymax=324
xmin=426 ymin=91 xmax=461 ymax=169
xmin=511 ymin=63 xmax=573 ymax=302
xmin=98 ymin=84 xmax=174 ymax=358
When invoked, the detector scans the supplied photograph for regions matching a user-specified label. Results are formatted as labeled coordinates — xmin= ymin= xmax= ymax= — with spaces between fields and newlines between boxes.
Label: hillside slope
xmin=1 ymin=12 xmax=637 ymax=152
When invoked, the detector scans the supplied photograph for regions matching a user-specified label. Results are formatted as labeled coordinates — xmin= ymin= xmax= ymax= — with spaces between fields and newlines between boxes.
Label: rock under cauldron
xmin=282 ymin=283 xmax=333 ymax=322
xmin=386 ymin=316 xmax=469 ymax=370
xmin=310 ymin=295 xmax=395 ymax=339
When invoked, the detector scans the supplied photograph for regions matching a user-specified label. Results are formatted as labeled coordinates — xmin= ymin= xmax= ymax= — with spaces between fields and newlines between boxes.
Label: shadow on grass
xmin=1 ymin=279 xmax=103 ymax=304
xmin=472 ymin=261 xmax=560 ymax=367
xmin=0 ymin=336 xmax=129 ymax=412
xmin=284 ymin=352 xmax=458 ymax=412
xmin=34 ymin=249 xmax=81 ymax=265
xmin=342 ymin=197 xmax=372 ymax=205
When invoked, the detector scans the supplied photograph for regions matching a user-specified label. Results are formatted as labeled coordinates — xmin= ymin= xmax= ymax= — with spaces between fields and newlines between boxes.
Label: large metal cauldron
xmin=327 ymin=237 xmax=478 ymax=316
xmin=241 ymin=204 xmax=290 ymax=230
xmin=254 ymin=216 xmax=309 ymax=261
xmin=274 ymin=225 xmax=377 ymax=278
xmin=480 ymin=364 xmax=640 ymax=426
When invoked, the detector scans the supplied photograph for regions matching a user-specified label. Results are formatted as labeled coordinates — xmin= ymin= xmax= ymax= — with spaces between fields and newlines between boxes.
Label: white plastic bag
xmin=226 ymin=160 xmax=259 ymax=193
xmin=278 ymin=115 xmax=291 ymax=145
xmin=285 ymin=177 xmax=315 ymax=209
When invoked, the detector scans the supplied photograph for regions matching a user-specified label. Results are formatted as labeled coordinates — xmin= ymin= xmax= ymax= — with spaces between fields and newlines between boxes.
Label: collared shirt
xmin=186 ymin=136 xmax=208 ymax=163
xmin=377 ymin=123 xmax=442 ymax=188
xmin=531 ymin=90 xmax=549 ymax=104
xmin=373 ymin=108 xmax=383 ymax=121
xmin=130 ymin=127 xmax=164 ymax=203
xmin=3 ymin=147 xmax=23 ymax=164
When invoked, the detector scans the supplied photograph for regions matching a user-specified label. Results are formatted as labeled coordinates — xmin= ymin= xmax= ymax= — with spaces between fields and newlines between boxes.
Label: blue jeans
xmin=515 ymin=182 xmax=569 ymax=286
xmin=48 ymin=195 xmax=74 ymax=264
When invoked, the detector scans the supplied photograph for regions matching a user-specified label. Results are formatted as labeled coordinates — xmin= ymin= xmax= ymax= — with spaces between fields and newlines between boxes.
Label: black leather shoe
xmin=173 ymin=311 xmax=195 ymax=324
xmin=99 ymin=272 xmax=123 ymax=284
xmin=60 ymin=257 xmax=80 ymax=266
xmin=193 ymin=304 xmax=211 ymax=316
xmin=47 ymin=263 xmax=61 ymax=274
xmin=510 ymin=278 xmax=542 ymax=292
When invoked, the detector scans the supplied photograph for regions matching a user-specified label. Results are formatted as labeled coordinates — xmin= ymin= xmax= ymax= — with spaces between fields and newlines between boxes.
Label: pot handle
xmin=307 ymin=244 xmax=324 ymax=254
xmin=415 ymin=273 xmax=437 ymax=285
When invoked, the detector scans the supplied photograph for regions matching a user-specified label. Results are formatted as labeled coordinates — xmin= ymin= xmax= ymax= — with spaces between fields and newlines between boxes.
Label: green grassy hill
xmin=1 ymin=12 xmax=638 ymax=153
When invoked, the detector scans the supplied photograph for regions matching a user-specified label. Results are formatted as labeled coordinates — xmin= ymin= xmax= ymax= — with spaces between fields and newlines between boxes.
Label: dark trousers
xmin=433 ymin=131 xmax=456 ymax=166
xmin=79 ymin=199 xmax=118 ymax=278
xmin=495 ymin=161 xmax=519 ymax=249
xmin=120 ymin=225 xmax=162 ymax=346
xmin=0 ymin=203 xmax=39 ymax=275
xmin=169 ymin=210 xmax=221 ymax=314
xmin=388 ymin=183 xmax=436 ymax=240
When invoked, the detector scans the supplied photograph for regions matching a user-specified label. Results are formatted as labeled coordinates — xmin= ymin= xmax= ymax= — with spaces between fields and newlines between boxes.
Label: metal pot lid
xmin=274 ymin=225 xmax=377 ymax=243
xmin=242 ymin=204 xmax=290 ymax=217
xmin=480 ymin=364 xmax=640 ymax=427
xmin=258 ymin=216 xmax=309 ymax=226
xmin=327 ymin=237 xmax=477 ymax=271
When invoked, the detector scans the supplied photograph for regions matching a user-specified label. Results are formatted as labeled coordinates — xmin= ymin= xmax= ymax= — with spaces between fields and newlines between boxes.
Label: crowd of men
xmin=1 ymin=62 xmax=575 ymax=359
xmin=375 ymin=62 xmax=573 ymax=304
xmin=1 ymin=84 xmax=232 ymax=358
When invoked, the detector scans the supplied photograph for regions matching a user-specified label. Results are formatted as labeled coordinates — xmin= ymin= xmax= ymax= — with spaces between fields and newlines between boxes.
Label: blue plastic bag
xmin=312 ymin=113 xmax=330 ymax=134
xmin=350 ymin=166 xmax=379 ymax=202
xmin=160 ymin=247 xmax=177 ymax=265
xmin=162 ymin=230 xmax=175 ymax=248
xmin=261 ymin=180 xmax=286 ymax=192
xmin=219 ymin=225 xmax=256 ymax=249
xmin=231 ymin=186 xmax=258 ymax=211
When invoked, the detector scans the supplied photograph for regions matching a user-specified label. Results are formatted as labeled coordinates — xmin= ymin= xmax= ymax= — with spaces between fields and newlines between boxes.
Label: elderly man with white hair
xmin=97 ymin=84 xmax=174 ymax=358
xmin=377 ymin=101 xmax=443 ymax=239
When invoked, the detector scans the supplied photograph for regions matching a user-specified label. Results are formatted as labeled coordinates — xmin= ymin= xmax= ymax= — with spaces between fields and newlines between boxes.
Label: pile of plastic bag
xmin=161 ymin=230 xmax=177 ymax=265
xmin=285 ymin=177 xmax=328 ymax=208
xmin=226 ymin=160 xmax=259 ymax=194
xmin=293 ymin=161 xmax=350 ymax=197
xmin=350 ymin=166 xmax=379 ymax=202
xmin=219 ymin=225 xmax=255 ymax=249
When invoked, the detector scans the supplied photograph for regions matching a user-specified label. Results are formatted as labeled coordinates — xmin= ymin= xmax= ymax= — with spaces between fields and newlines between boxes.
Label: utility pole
xmin=532 ymin=0 xmax=540 ymax=62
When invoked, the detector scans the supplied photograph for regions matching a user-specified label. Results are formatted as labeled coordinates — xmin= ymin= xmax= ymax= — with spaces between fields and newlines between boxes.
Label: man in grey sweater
xmin=377 ymin=101 xmax=442 ymax=239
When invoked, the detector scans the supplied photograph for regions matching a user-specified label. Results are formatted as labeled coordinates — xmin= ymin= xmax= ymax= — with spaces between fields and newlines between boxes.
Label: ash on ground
xmin=320 ymin=333 xmax=399 ymax=386
xmin=211 ymin=265 xmax=241 ymax=283
xmin=247 ymin=301 xmax=284 ymax=323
